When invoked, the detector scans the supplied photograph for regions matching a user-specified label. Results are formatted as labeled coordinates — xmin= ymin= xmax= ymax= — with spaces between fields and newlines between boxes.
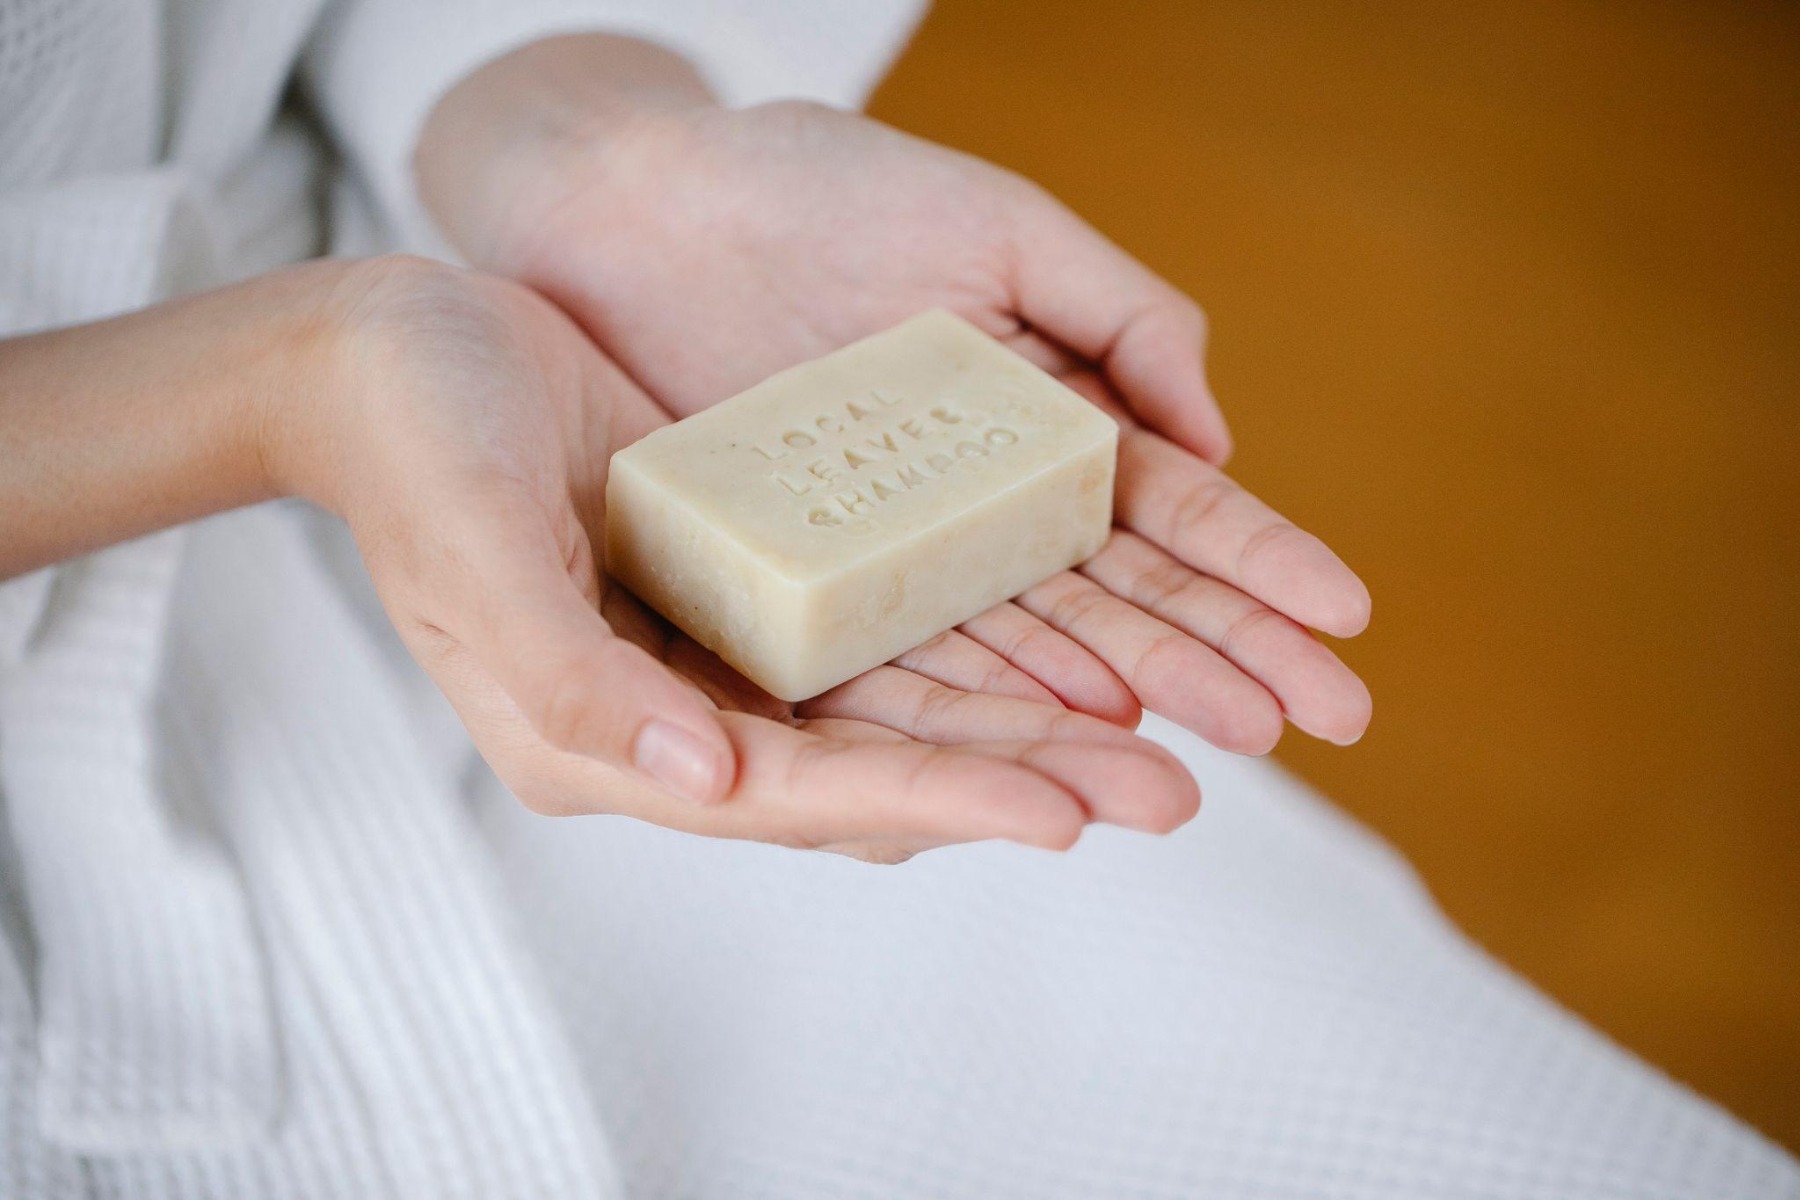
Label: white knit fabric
xmin=476 ymin=718 xmax=1800 ymax=1199
xmin=0 ymin=1 xmax=1796 ymax=1197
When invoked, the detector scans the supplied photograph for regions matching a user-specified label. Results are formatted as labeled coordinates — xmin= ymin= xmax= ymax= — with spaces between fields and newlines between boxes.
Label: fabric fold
xmin=0 ymin=530 xmax=285 ymax=1153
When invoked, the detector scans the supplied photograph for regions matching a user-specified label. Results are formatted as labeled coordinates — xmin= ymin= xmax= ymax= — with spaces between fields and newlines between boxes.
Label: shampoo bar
xmin=605 ymin=310 xmax=1117 ymax=701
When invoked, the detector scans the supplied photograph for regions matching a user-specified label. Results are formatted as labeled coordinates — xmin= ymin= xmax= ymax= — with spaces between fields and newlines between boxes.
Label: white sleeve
xmin=302 ymin=0 xmax=930 ymax=256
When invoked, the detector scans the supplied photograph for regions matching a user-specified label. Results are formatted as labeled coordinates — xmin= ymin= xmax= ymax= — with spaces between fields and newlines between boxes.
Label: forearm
xmin=415 ymin=32 xmax=716 ymax=269
xmin=0 ymin=263 xmax=345 ymax=579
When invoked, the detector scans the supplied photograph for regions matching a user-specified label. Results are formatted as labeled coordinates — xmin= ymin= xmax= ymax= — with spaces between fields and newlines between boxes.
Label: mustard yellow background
xmin=872 ymin=0 xmax=1799 ymax=1149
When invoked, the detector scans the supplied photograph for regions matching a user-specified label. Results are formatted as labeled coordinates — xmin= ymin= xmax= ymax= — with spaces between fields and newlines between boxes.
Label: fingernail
xmin=633 ymin=719 xmax=725 ymax=804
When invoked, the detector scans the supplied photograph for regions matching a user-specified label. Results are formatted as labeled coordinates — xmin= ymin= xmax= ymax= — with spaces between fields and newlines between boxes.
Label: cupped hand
xmin=421 ymin=71 xmax=1373 ymax=753
xmin=271 ymin=256 xmax=1198 ymax=858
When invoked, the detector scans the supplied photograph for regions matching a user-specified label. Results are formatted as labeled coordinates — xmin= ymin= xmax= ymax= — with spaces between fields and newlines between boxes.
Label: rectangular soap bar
xmin=605 ymin=309 xmax=1117 ymax=702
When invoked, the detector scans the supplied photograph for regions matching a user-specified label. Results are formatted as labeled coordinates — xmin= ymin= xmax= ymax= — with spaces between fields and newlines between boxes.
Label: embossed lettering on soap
xmin=744 ymin=387 xmax=1026 ymax=530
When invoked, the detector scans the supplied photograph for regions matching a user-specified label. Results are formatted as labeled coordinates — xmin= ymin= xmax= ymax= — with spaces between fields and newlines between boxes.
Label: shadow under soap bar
xmin=605 ymin=310 xmax=1117 ymax=702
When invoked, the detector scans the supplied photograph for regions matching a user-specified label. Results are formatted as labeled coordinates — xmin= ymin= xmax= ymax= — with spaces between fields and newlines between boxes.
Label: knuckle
xmin=901 ymin=630 xmax=957 ymax=667
xmin=999 ymin=615 xmax=1049 ymax=662
xmin=977 ymin=655 xmax=1023 ymax=697
xmin=1234 ymin=521 xmax=1303 ymax=574
xmin=532 ymin=656 xmax=607 ymax=754
xmin=1216 ymin=605 xmax=1286 ymax=663
xmin=1044 ymin=580 xmax=1109 ymax=632
xmin=912 ymin=682 xmax=968 ymax=730
xmin=1134 ymin=632 xmax=1195 ymax=691
xmin=902 ymin=743 xmax=956 ymax=797
xmin=1134 ymin=557 xmax=1198 ymax=610
xmin=781 ymin=735 xmax=854 ymax=799
xmin=1046 ymin=709 xmax=1116 ymax=747
xmin=1168 ymin=478 xmax=1238 ymax=538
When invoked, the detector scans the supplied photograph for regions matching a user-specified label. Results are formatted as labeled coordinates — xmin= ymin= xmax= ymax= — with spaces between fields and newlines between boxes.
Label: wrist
xmin=248 ymin=257 xmax=400 ymax=519
xmin=416 ymin=32 xmax=718 ymax=271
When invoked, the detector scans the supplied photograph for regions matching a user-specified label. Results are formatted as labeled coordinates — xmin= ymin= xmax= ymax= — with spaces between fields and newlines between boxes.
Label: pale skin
xmin=0 ymin=33 xmax=1370 ymax=862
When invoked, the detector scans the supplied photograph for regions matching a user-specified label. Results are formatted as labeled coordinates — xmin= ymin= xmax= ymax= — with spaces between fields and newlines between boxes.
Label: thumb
xmin=427 ymin=489 xmax=735 ymax=806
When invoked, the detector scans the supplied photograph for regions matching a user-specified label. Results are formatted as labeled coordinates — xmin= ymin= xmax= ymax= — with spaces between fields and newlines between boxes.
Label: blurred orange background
xmin=872 ymin=0 xmax=1799 ymax=1149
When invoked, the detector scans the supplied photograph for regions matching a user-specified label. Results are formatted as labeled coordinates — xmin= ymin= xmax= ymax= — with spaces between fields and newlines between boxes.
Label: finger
xmin=1006 ymin=187 xmax=1232 ymax=464
xmin=780 ymin=717 xmax=1197 ymax=840
xmin=740 ymin=717 xmax=955 ymax=863
xmin=714 ymin=713 xmax=1093 ymax=850
xmin=800 ymin=667 xmax=1192 ymax=832
xmin=1082 ymin=532 xmax=1372 ymax=745
xmin=964 ymin=736 xmax=1199 ymax=835
xmin=1015 ymin=569 xmax=1286 ymax=755
xmin=958 ymin=599 xmax=1140 ymax=726
xmin=425 ymin=491 xmax=735 ymax=802
xmin=795 ymin=731 xmax=1206 ymax=862
xmin=1115 ymin=426 xmax=1372 ymax=637
xmin=763 ymin=714 xmax=980 ymax=860
xmin=890 ymin=627 xmax=1061 ymax=706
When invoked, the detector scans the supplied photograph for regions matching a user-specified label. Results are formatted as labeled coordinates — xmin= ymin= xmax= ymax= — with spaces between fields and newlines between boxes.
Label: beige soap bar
xmin=605 ymin=310 xmax=1117 ymax=701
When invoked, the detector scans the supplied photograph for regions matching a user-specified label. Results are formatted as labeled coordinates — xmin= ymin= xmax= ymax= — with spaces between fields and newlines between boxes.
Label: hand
xmin=418 ymin=39 xmax=1373 ymax=752
xmin=270 ymin=256 xmax=1198 ymax=858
